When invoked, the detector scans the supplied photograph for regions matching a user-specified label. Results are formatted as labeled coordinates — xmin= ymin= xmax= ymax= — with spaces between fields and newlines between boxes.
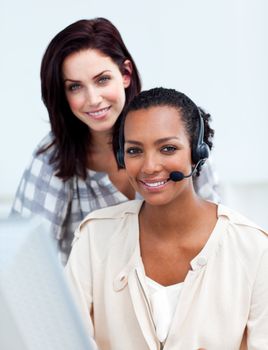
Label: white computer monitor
xmin=0 ymin=217 xmax=94 ymax=350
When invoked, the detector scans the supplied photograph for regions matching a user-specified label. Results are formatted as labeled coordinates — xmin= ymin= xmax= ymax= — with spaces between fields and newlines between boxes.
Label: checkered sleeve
xmin=10 ymin=134 xmax=72 ymax=241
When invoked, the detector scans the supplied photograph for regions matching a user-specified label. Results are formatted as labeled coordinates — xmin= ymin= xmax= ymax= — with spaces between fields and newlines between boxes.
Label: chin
xmin=91 ymin=121 xmax=115 ymax=133
xmin=142 ymin=195 xmax=172 ymax=207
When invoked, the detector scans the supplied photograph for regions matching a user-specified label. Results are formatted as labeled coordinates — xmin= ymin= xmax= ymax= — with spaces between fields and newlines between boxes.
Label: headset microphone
xmin=168 ymin=160 xmax=204 ymax=182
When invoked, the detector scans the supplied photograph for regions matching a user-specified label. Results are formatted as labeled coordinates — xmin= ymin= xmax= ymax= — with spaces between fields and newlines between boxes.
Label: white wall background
xmin=1 ymin=0 xmax=267 ymax=226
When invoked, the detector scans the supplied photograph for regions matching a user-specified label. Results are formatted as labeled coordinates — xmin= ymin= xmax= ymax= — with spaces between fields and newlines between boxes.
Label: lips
xmin=85 ymin=106 xmax=111 ymax=119
xmin=139 ymin=178 xmax=169 ymax=190
xmin=142 ymin=180 xmax=166 ymax=187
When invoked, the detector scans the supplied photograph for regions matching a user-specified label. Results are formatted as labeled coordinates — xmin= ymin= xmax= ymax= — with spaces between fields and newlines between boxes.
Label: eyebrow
xmin=63 ymin=70 xmax=112 ymax=83
xmin=125 ymin=137 xmax=181 ymax=146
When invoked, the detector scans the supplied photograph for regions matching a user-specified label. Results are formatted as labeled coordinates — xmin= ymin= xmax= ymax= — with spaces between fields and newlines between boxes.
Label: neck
xmin=140 ymin=192 xmax=213 ymax=240
xmin=89 ymin=129 xmax=112 ymax=151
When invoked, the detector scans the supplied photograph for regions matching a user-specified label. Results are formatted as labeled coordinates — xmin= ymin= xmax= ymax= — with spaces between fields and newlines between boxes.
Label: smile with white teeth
xmin=87 ymin=106 xmax=110 ymax=116
xmin=142 ymin=180 xmax=166 ymax=187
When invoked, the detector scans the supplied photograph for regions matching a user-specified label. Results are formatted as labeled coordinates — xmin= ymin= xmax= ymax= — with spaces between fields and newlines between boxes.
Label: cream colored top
xmin=146 ymin=277 xmax=183 ymax=342
xmin=65 ymin=200 xmax=268 ymax=350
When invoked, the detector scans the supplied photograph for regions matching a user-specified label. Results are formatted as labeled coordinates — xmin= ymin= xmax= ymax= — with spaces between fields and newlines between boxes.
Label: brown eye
xmin=161 ymin=145 xmax=177 ymax=153
xmin=125 ymin=147 xmax=142 ymax=155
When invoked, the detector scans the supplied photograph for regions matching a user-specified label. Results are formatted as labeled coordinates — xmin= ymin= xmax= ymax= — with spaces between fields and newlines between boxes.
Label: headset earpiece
xmin=191 ymin=109 xmax=210 ymax=165
xmin=116 ymin=121 xmax=125 ymax=168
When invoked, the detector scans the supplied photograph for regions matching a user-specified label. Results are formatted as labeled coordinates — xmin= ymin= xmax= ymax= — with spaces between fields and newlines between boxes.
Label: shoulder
xmin=77 ymin=199 xmax=143 ymax=233
xmin=72 ymin=200 xmax=143 ymax=260
xmin=24 ymin=133 xmax=64 ymax=184
xmin=219 ymin=204 xmax=268 ymax=239
xmin=13 ymin=133 xmax=72 ymax=208
xmin=31 ymin=132 xmax=55 ymax=164
xmin=19 ymin=132 xmax=55 ymax=176
xmin=218 ymin=204 xmax=268 ymax=267
xmin=83 ymin=199 xmax=143 ymax=221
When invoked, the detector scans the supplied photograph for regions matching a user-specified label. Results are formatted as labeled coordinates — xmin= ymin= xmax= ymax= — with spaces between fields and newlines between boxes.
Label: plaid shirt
xmin=11 ymin=133 xmax=220 ymax=264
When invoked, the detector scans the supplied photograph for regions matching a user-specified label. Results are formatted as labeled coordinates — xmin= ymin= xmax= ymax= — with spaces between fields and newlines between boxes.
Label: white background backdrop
xmin=1 ymin=0 xmax=267 ymax=226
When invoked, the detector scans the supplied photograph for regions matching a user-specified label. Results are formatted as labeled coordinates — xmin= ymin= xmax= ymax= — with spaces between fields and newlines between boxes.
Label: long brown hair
xmin=39 ymin=18 xmax=141 ymax=180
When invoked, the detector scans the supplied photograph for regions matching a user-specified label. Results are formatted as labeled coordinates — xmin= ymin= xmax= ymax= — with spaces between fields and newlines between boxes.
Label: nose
xmin=86 ymin=86 xmax=102 ymax=106
xmin=141 ymin=152 xmax=162 ymax=175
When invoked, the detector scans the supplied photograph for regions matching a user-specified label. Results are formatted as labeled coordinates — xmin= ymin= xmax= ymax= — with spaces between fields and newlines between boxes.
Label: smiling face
xmin=62 ymin=48 xmax=131 ymax=133
xmin=124 ymin=105 xmax=194 ymax=206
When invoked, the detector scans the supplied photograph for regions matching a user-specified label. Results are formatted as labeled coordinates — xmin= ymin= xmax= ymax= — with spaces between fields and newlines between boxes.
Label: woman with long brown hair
xmin=11 ymin=19 xmax=219 ymax=264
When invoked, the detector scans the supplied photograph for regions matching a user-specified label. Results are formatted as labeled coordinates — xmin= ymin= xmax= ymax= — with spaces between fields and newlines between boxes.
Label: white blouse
xmin=145 ymin=277 xmax=184 ymax=342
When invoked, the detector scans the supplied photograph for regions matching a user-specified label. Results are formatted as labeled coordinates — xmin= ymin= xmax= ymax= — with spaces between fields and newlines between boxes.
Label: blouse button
xmin=197 ymin=256 xmax=207 ymax=267
xmin=113 ymin=273 xmax=128 ymax=291
xmin=120 ymin=275 xmax=126 ymax=282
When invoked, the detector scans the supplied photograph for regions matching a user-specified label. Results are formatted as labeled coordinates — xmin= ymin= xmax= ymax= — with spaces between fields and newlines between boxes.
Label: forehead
xmin=62 ymin=48 xmax=119 ymax=78
xmin=124 ymin=105 xmax=186 ymax=138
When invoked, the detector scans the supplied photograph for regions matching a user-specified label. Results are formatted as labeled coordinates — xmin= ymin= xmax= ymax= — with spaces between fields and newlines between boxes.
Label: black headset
xmin=116 ymin=108 xmax=210 ymax=169
xmin=116 ymin=118 xmax=126 ymax=168
xmin=191 ymin=108 xmax=210 ymax=165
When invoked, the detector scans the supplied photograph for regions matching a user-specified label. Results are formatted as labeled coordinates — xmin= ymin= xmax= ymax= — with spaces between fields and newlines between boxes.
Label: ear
xmin=122 ymin=59 xmax=132 ymax=88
